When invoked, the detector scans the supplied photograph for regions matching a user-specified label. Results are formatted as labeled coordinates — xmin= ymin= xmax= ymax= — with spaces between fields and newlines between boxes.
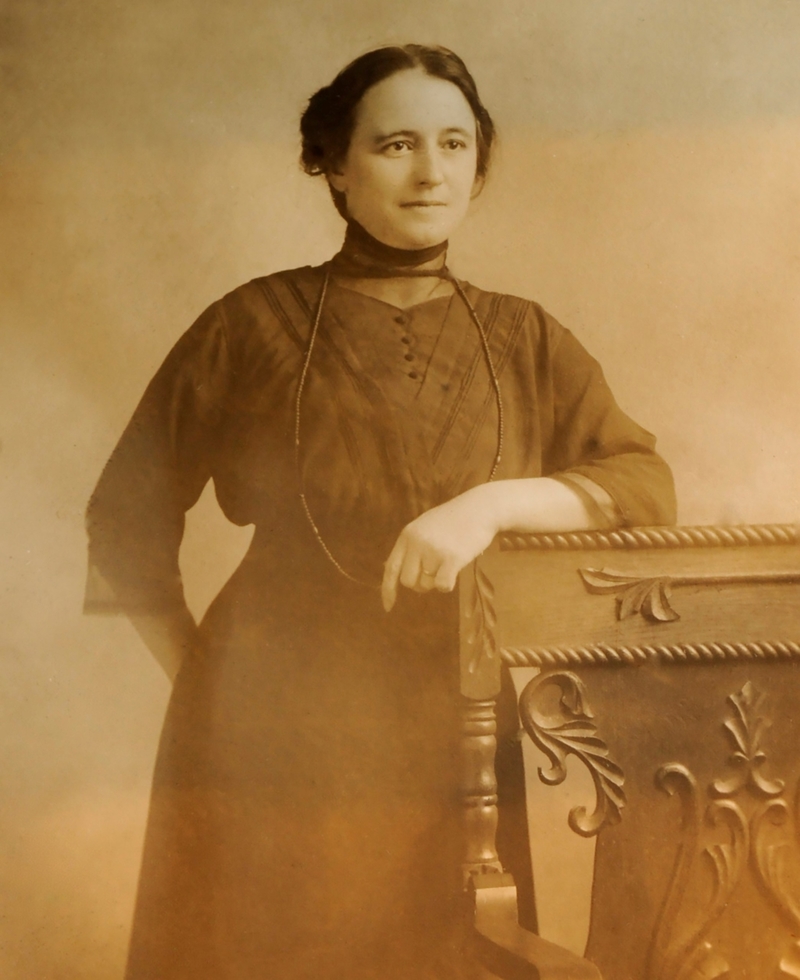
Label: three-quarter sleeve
xmin=85 ymin=301 xmax=231 ymax=615
xmin=545 ymin=323 xmax=676 ymax=527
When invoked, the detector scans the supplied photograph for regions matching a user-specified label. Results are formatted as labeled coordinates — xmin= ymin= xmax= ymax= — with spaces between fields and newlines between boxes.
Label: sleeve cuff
xmin=83 ymin=562 xmax=186 ymax=615
xmin=552 ymin=473 xmax=622 ymax=529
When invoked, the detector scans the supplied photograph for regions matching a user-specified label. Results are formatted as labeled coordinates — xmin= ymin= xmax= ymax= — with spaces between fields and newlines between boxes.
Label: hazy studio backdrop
xmin=2 ymin=1 xmax=800 ymax=977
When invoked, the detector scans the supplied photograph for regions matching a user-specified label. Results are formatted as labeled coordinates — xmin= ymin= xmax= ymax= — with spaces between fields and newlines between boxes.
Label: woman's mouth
xmin=400 ymin=201 xmax=447 ymax=208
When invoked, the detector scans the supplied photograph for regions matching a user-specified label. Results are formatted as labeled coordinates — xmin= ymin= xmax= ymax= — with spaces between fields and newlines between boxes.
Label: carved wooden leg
xmin=461 ymin=696 xmax=504 ymax=880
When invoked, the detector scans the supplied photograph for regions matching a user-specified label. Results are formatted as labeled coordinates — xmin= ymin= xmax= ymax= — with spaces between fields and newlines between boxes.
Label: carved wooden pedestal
xmin=459 ymin=525 xmax=800 ymax=980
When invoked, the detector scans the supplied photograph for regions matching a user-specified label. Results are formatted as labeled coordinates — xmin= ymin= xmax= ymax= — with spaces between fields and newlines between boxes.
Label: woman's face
xmin=329 ymin=68 xmax=480 ymax=250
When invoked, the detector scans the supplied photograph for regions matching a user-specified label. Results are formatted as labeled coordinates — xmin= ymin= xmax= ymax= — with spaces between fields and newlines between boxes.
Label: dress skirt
xmin=124 ymin=527 xmax=467 ymax=980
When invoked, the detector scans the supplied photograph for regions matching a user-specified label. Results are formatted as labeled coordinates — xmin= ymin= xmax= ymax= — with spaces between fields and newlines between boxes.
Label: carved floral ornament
xmin=516 ymin=678 xmax=800 ymax=977
xmin=511 ymin=673 xmax=800 ymax=977
xmin=647 ymin=682 xmax=800 ymax=980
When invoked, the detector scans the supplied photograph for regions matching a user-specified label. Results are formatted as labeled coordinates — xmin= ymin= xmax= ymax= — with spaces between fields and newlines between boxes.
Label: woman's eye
xmin=443 ymin=139 xmax=467 ymax=151
xmin=383 ymin=141 xmax=411 ymax=154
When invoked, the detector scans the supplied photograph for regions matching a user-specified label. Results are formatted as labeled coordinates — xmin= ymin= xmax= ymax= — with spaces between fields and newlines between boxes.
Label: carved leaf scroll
xmin=518 ymin=671 xmax=625 ymax=837
xmin=646 ymin=762 xmax=745 ymax=980
xmin=751 ymin=789 xmax=800 ymax=978
xmin=579 ymin=567 xmax=679 ymax=622
xmin=646 ymin=765 xmax=703 ymax=980
xmin=464 ymin=563 xmax=497 ymax=675
xmin=579 ymin=567 xmax=800 ymax=624
xmin=647 ymin=789 xmax=749 ymax=979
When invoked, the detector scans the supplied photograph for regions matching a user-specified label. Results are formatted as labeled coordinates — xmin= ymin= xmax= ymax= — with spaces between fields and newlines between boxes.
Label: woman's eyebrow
xmin=372 ymin=129 xmax=417 ymax=144
xmin=372 ymin=126 xmax=474 ymax=145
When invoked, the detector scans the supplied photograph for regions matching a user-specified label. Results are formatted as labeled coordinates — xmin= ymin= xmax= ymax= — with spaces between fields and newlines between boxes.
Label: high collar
xmin=329 ymin=220 xmax=449 ymax=279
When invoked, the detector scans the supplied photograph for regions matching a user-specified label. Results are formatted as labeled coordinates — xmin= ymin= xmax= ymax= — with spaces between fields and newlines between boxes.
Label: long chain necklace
xmin=294 ymin=264 xmax=505 ymax=586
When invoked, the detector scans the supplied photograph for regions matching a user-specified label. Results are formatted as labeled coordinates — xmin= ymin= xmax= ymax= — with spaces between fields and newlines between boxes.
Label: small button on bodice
xmin=327 ymin=281 xmax=454 ymax=396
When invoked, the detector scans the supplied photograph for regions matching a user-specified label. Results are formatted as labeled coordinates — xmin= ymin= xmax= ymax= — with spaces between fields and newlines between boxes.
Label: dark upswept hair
xmin=300 ymin=44 xmax=496 ymax=217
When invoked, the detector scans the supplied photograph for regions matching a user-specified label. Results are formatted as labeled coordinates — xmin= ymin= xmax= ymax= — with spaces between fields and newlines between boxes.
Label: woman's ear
xmin=470 ymin=173 xmax=486 ymax=199
xmin=327 ymin=169 xmax=347 ymax=194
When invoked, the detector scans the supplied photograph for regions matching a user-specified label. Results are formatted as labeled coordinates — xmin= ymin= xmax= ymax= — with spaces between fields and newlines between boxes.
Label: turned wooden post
xmin=460 ymin=697 xmax=503 ymax=879
xmin=459 ymin=560 xmax=504 ymax=881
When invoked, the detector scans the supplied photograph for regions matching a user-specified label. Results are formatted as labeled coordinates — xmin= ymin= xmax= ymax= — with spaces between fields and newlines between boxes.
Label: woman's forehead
xmin=352 ymin=69 xmax=476 ymax=139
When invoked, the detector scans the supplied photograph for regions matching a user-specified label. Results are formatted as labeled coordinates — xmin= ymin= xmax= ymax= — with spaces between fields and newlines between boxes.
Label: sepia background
xmin=2 ymin=1 xmax=800 ymax=976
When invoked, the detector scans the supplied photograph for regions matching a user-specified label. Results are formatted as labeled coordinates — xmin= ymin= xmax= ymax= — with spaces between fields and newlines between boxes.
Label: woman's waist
xmin=204 ymin=525 xmax=458 ymax=639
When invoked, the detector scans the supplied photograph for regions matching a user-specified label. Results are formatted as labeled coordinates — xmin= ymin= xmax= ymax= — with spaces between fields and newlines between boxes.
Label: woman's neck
xmin=329 ymin=221 xmax=455 ymax=310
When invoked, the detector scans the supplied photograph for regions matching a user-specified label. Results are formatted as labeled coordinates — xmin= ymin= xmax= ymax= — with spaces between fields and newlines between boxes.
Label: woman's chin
xmin=360 ymin=213 xmax=454 ymax=252
xmin=383 ymin=225 xmax=450 ymax=251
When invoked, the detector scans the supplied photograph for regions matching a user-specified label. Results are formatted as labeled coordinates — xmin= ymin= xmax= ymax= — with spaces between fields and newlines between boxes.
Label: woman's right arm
xmin=85 ymin=301 xmax=231 ymax=680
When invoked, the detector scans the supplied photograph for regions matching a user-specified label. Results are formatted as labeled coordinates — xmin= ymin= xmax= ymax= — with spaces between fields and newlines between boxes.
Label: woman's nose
xmin=414 ymin=147 xmax=444 ymax=186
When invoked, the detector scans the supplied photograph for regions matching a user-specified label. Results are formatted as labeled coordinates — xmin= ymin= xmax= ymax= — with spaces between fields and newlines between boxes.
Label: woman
xmin=86 ymin=44 xmax=675 ymax=980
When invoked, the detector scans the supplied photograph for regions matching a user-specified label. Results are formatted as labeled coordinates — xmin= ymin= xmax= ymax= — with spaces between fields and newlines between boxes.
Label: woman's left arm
xmin=381 ymin=477 xmax=598 ymax=611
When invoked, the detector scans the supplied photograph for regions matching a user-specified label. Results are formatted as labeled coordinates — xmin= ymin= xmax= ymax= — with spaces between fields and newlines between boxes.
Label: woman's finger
xmin=382 ymin=537 xmax=407 ymax=612
xmin=416 ymin=566 xmax=438 ymax=592
xmin=398 ymin=548 xmax=424 ymax=590
xmin=434 ymin=557 xmax=460 ymax=593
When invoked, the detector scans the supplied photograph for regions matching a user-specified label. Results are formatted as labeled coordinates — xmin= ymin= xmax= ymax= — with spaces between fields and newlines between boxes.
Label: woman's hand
xmin=381 ymin=484 xmax=501 ymax=612
xmin=381 ymin=477 xmax=607 ymax=611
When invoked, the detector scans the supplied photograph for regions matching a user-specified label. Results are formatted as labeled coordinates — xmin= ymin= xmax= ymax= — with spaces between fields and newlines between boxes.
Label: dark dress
xmin=85 ymin=261 xmax=676 ymax=980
